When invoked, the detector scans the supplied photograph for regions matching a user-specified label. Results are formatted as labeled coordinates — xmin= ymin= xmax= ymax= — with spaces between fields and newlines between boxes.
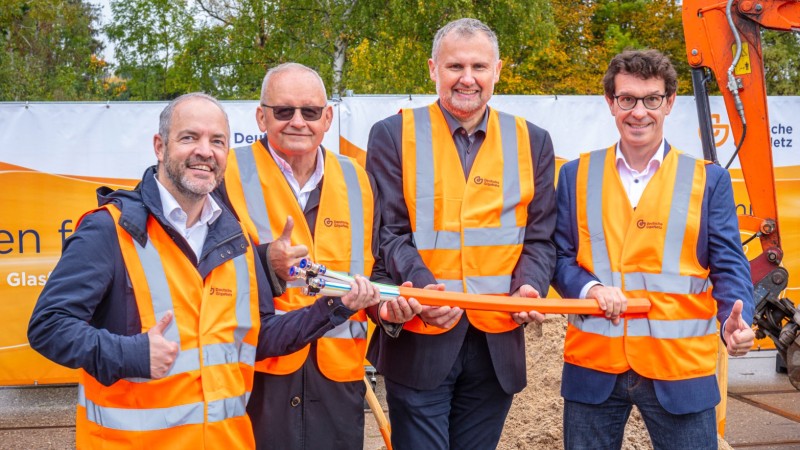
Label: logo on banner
xmin=699 ymin=113 xmax=730 ymax=148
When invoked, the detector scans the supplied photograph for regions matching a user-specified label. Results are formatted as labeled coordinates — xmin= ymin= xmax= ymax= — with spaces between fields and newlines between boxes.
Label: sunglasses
xmin=261 ymin=104 xmax=326 ymax=121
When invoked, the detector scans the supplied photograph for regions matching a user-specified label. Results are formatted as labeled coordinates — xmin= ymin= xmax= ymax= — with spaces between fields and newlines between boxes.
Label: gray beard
xmin=163 ymin=151 xmax=218 ymax=201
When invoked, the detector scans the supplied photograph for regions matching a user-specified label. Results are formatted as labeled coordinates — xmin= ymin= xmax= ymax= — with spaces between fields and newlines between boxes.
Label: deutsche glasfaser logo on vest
xmin=210 ymin=286 xmax=233 ymax=297
xmin=473 ymin=175 xmax=500 ymax=188
xmin=637 ymin=219 xmax=663 ymax=230
xmin=323 ymin=217 xmax=350 ymax=228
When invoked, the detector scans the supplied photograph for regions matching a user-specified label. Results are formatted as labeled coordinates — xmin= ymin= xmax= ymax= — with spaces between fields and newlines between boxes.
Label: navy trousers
xmin=384 ymin=325 xmax=514 ymax=450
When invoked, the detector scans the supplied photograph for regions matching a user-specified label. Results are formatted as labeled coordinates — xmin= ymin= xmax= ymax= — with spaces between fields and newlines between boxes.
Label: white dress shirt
xmin=267 ymin=144 xmax=325 ymax=210
xmin=614 ymin=140 xmax=665 ymax=208
xmin=155 ymin=175 xmax=222 ymax=259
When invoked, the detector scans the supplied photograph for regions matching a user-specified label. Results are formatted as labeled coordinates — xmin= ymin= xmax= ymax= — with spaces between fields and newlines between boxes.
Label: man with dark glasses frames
xmin=552 ymin=49 xmax=755 ymax=450
xmin=220 ymin=63 xmax=422 ymax=450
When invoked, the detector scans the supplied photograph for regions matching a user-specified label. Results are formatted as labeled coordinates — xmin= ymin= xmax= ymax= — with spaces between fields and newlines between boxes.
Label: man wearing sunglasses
xmin=552 ymin=49 xmax=755 ymax=449
xmin=221 ymin=63 xmax=422 ymax=450
xmin=365 ymin=18 xmax=557 ymax=449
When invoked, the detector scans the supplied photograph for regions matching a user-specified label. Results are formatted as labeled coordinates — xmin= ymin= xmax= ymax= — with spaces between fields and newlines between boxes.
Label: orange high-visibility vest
xmin=76 ymin=205 xmax=260 ymax=450
xmin=565 ymin=146 xmax=717 ymax=380
xmin=225 ymin=143 xmax=374 ymax=382
xmin=399 ymin=103 xmax=534 ymax=334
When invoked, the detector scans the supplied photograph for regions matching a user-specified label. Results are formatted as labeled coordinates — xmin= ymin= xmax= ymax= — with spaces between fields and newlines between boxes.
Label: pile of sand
xmin=497 ymin=315 xmax=732 ymax=450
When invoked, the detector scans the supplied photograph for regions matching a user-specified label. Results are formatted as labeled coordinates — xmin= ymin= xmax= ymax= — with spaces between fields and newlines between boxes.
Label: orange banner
xmin=0 ymin=163 xmax=136 ymax=385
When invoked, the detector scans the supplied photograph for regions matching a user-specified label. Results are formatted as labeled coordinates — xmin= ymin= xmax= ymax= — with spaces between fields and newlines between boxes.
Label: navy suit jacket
xmin=365 ymin=108 xmax=556 ymax=394
xmin=552 ymin=142 xmax=754 ymax=414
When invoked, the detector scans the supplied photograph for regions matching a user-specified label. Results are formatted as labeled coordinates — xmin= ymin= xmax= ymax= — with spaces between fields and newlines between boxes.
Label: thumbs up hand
xmin=269 ymin=216 xmax=309 ymax=281
xmin=147 ymin=311 xmax=179 ymax=379
xmin=723 ymin=300 xmax=756 ymax=357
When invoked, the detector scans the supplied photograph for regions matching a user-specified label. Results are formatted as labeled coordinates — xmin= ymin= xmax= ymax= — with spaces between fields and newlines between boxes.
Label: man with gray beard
xmin=27 ymin=92 xmax=372 ymax=448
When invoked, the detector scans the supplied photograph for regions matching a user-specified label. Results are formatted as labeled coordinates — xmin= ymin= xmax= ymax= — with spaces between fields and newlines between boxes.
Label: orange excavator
xmin=682 ymin=0 xmax=800 ymax=388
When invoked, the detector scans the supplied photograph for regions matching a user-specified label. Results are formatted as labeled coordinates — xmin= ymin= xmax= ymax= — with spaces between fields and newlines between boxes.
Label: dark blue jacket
xmin=365 ymin=109 xmax=557 ymax=394
xmin=28 ymin=166 xmax=355 ymax=386
xmin=552 ymin=143 xmax=754 ymax=414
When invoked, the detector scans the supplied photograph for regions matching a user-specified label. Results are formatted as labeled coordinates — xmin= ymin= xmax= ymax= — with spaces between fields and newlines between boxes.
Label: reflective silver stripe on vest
xmin=233 ymin=145 xmax=274 ymax=244
xmin=207 ymin=393 xmax=248 ymax=423
xmin=661 ymin=154 xmax=696 ymax=275
xmin=78 ymin=384 xmax=248 ymax=431
xmin=324 ymin=319 xmax=368 ymax=340
xmin=466 ymin=274 xmax=512 ymax=295
xmin=623 ymin=272 xmax=709 ymax=294
xmin=436 ymin=279 xmax=465 ymax=292
xmin=232 ymin=254 xmax=256 ymax=365
xmin=585 ymin=150 xmax=615 ymax=286
xmin=497 ymin=111 xmax=523 ymax=232
xmin=203 ymin=342 xmax=257 ymax=368
xmin=567 ymin=314 xmax=626 ymax=338
xmin=412 ymin=107 xmax=461 ymax=250
xmin=133 ymin=238 xmax=180 ymax=345
xmin=463 ymin=226 xmax=525 ymax=247
xmin=627 ymin=317 xmax=717 ymax=339
xmin=335 ymin=153 xmax=366 ymax=276
xmin=78 ymin=383 xmax=204 ymax=430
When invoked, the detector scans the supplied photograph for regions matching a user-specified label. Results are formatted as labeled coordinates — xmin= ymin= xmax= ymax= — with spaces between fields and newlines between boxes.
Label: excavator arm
xmin=682 ymin=0 xmax=800 ymax=389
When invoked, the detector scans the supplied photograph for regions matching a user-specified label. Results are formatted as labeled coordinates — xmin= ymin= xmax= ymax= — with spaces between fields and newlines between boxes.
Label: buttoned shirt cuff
xmin=580 ymin=280 xmax=601 ymax=299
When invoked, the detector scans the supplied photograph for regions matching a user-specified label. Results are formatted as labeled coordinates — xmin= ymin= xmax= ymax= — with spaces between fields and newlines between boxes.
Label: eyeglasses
xmin=612 ymin=94 xmax=667 ymax=111
xmin=261 ymin=104 xmax=326 ymax=121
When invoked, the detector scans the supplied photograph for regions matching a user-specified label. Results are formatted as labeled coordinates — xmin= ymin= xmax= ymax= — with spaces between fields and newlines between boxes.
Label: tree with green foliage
xmin=346 ymin=0 xmax=557 ymax=95
xmin=0 ymin=0 xmax=109 ymax=100
xmin=105 ymin=0 xmax=197 ymax=100
xmin=3 ymin=0 xmax=797 ymax=100
xmin=763 ymin=30 xmax=800 ymax=95
xmin=104 ymin=0 xmax=556 ymax=98
xmin=524 ymin=0 xmax=689 ymax=95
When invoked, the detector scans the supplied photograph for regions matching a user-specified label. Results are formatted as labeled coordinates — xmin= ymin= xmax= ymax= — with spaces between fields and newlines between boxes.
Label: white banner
xmin=2 ymin=96 xmax=797 ymax=177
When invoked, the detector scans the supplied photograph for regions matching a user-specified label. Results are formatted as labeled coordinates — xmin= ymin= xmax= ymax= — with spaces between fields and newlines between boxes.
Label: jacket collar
xmin=96 ymin=166 xmax=168 ymax=248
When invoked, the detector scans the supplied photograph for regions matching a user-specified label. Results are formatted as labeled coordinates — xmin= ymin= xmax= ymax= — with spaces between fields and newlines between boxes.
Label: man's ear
xmin=153 ymin=133 xmax=165 ymax=163
xmin=493 ymin=58 xmax=503 ymax=83
xmin=256 ymin=105 xmax=268 ymax=132
xmin=663 ymin=92 xmax=677 ymax=115
xmin=428 ymin=58 xmax=437 ymax=83
xmin=605 ymin=94 xmax=615 ymax=112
